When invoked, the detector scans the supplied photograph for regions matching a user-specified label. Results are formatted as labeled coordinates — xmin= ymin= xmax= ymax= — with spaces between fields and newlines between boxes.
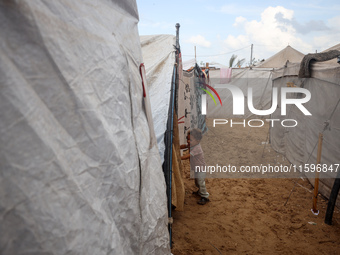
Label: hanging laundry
xmin=220 ymin=67 xmax=232 ymax=84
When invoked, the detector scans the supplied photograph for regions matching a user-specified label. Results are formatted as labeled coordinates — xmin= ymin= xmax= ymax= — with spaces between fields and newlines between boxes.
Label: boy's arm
xmin=180 ymin=144 xmax=188 ymax=149
xmin=181 ymin=153 xmax=190 ymax=160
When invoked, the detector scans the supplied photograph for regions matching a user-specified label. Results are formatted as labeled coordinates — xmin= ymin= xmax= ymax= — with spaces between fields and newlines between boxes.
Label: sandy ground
xmin=171 ymin=118 xmax=340 ymax=255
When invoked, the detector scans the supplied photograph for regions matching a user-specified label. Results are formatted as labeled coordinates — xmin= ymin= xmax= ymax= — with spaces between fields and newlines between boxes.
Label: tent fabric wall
xmin=141 ymin=34 xmax=186 ymax=213
xmin=207 ymin=68 xmax=274 ymax=119
xmin=140 ymin=34 xmax=176 ymax=163
xmin=0 ymin=1 xmax=169 ymax=254
xmin=270 ymin=61 xmax=340 ymax=207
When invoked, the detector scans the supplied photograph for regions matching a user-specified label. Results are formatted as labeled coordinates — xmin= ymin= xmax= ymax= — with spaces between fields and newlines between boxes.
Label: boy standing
xmin=181 ymin=129 xmax=210 ymax=205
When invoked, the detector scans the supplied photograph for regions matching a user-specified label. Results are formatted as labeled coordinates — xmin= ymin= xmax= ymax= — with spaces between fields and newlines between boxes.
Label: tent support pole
xmin=325 ymin=170 xmax=340 ymax=225
xmin=168 ymin=23 xmax=180 ymax=249
xmin=312 ymin=133 xmax=323 ymax=214
xmin=168 ymin=64 xmax=176 ymax=248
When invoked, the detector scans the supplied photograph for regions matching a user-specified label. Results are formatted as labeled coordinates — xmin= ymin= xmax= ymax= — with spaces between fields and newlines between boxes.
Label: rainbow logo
xmin=199 ymin=82 xmax=222 ymax=106
xmin=199 ymin=82 xmax=222 ymax=115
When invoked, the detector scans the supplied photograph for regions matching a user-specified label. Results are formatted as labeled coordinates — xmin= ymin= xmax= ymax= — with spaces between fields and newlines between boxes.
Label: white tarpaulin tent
xmin=270 ymin=54 xmax=340 ymax=206
xmin=182 ymin=58 xmax=195 ymax=71
xmin=140 ymin=34 xmax=176 ymax=163
xmin=0 ymin=1 xmax=170 ymax=254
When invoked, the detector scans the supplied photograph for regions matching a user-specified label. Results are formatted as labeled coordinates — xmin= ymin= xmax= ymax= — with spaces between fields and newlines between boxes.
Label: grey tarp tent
xmin=0 ymin=1 xmax=170 ymax=254
xmin=270 ymin=53 xmax=340 ymax=207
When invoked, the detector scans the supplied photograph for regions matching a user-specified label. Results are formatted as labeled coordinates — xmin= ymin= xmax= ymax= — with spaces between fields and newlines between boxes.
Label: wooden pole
xmin=250 ymin=44 xmax=253 ymax=69
xmin=312 ymin=133 xmax=323 ymax=214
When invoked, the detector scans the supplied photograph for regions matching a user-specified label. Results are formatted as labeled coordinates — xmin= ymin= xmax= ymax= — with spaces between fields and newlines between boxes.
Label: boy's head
xmin=190 ymin=128 xmax=202 ymax=141
xmin=189 ymin=128 xmax=202 ymax=146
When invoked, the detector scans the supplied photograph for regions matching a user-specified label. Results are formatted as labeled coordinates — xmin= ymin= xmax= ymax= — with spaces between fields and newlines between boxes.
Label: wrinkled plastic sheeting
xmin=0 ymin=1 xmax=169 ymax=254
xmin=271 ymin=62 xmax=340 ymax=174
xmin=270 ymin=62 xmax=340 ymax=206
xmin=140 ymin=35 xmax=176 ymax=163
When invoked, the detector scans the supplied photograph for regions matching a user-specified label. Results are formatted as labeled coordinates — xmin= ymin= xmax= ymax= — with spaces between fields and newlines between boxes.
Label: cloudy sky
xmin=136 ymin=0 xmax=340 ymax=67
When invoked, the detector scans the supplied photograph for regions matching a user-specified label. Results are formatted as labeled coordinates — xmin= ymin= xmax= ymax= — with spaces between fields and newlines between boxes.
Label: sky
xmin=136 ymin=0 xmax=340 ymax=67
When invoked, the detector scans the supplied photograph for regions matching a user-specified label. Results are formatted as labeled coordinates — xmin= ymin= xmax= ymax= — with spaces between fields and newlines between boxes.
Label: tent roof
xmin=182 ymin=58 xmax=195 ymax=70
xmin=321 ymin=43 xmax=340 ymax=52
xmin=256 ymin=45 xmax=304 ymax=68
xmin=208 ymin=61 xmax=228 ymax=69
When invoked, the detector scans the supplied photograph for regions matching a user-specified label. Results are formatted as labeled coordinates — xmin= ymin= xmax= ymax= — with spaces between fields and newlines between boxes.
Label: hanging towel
xmin=220 ymin=67 xmax=232 ymax=84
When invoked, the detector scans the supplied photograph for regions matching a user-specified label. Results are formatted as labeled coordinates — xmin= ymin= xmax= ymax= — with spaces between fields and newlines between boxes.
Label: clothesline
xmin=182 ymin=45 xmax=250 ymax=57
